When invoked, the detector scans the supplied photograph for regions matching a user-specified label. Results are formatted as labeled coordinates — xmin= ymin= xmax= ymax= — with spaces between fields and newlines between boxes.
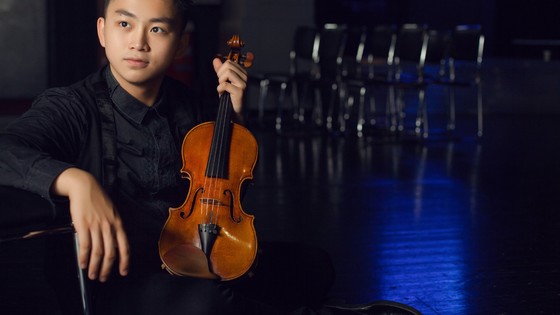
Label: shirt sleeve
xmin=0 ymin=88 xmax=88 ymax=202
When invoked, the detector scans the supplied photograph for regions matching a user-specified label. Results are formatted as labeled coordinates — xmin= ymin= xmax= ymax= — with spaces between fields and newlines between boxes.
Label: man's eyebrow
xmin=150 ymin=17 xmax=175 ymax=25
xmin=115 ymin=9 xmax=136 ymax=19
xmin=114 ymin=9 xmax=175 ymax=25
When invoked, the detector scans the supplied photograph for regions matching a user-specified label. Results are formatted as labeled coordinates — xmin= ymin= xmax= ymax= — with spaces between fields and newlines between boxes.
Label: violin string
xmin=206 ymin=98 xmax=220 ymax=224
xmin=201 ymin=125 xmax=211 ymax=222
xmin=203 ymin=47 xmax=240 ymax=227
xmin=212 ymin=92 xmax=231 ymax=223
xmin=207 ymin=92 xmax=226 ymax=225
xmin=203 ymin=94 xmax=224 ymax=224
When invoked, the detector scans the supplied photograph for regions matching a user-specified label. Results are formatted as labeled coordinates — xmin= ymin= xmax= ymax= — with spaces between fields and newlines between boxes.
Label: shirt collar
xmin=105 ymin=68 xmax=167 ymax=124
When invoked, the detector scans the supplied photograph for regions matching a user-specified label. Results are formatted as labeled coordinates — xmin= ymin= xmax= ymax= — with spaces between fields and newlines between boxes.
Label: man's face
xmin=98 ymin=0 xmax=185 ymax=94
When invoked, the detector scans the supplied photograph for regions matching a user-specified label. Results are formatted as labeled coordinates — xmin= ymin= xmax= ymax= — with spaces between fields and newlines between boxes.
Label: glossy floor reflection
xmin=1 ymin=112 xmax=560 ymax=314
xmin=243 ymin=114 xmax=560 ymax=314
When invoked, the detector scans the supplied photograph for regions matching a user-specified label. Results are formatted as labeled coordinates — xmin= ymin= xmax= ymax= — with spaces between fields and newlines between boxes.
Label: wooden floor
xmin=245 ymin=113 xmax=560 ymax=314
xmin=2 ymin=84 xmax=560 ymax=314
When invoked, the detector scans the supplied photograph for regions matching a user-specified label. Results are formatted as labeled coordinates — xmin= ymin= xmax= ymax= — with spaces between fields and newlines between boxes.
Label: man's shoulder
xmin=67 ymin=68 xmax=106 ymax=98
xmin=31 ymin=68 xmax=106 ymax=120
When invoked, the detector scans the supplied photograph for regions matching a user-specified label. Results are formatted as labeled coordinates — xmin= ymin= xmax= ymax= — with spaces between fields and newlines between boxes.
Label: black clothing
xmin=105 ymin=70 xmax=187 ymax=219
xmin=0 ymin=67 xmax=199 ymax=273
xmin=0 ymin=66 xmax=198 ymax=204
xmin=0 ymin=67 xmax=339 ymax=315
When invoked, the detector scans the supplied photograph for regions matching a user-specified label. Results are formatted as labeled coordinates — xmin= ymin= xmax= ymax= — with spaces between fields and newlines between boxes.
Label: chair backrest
xmin=341 ymin=26 xmax=366 ymax=79
xmin=425 ymin=29 xmax=451 ymax=77
xmin=362 ymin=25 xmax=397 ymax=64
xmin=290 ymin=26 xmax=320 ymax=76
xmin=359 ymin=24 xmax=397 ymax=79
xmin=450 ymin=25 xmax=484 ymax=63
xmin=316 ymin=24 xmax=348 ymax=79
xmin=425 ymin=30 xmax=450 ymax=63
xmin=394 ymin=24 xmax=429 ymax=81
xmin=292 ymin=26 xmax=319 ymax=60
xmin=448 ymin=24 xmax=485 ymax=81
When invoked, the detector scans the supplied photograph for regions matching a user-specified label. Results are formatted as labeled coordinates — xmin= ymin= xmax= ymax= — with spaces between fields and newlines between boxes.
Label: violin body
xmin=159 ymin=35 xmax=257 ymax=281
xmin=159 ymin=119 xmax=258 ymax=281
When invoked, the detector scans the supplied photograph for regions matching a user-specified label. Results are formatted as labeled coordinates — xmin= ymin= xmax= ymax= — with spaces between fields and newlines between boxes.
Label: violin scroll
xmin=216 ymin=35 xmax=254 ymax=68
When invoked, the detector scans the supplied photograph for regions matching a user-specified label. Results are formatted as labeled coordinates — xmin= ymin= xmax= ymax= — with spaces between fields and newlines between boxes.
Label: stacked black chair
xmin=309 ymin=24 xmax=348 ymax=131
xmin=249 ymin=26 xmax=319 ymax=131
xmin=421 ymin=25 xmax=485 ymax=138
xmin=391 ymin=24 xmax=430 ymax=138
xmin=337 ymin=25 xmax=367 ymax=133
xmin=446 ymin=25 xmax=485 ymax=137
xmin=343 ymin=24 xmax=398 ymax=135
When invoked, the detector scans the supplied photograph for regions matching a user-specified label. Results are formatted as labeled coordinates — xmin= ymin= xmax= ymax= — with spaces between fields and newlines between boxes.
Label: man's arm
xmin=0 ymin=89 xmax=130 ymax=282
xmin=52 ymin=167 xmax=129 ymax=282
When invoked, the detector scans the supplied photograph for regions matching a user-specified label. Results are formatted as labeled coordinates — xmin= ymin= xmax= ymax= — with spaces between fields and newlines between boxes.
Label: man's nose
xmin=130 ymin=29 xmax=149 ymax=51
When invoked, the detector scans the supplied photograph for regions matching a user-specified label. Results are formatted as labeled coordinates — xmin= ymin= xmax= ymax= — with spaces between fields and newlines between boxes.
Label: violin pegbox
xmin=219 ymin=35 xmax=254 ymax=69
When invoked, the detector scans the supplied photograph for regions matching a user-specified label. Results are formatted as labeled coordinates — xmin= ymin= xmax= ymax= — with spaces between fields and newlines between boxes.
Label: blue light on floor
xmin=363 ymin=146 xmax=477 ymax=314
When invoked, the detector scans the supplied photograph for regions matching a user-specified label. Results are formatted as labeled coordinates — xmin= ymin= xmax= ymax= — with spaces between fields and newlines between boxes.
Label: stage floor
xmin=1 ymin=111 xmax=560 ymax=314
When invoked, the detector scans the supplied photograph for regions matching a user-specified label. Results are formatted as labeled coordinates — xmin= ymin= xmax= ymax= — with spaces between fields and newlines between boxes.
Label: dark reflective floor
xmin=243 ymin=111 xmax=560 ymax=314
xmin=2 ymin=88 xmax=560 ymax=314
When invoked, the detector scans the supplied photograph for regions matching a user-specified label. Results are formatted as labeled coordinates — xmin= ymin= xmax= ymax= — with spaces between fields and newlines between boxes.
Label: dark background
xmin=43 ymin=0 xmax=560 ymax=90
xmin=2 ymin=1 xmax=560 ymax=314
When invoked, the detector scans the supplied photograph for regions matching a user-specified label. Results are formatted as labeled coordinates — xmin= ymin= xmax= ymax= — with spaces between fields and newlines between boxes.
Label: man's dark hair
xmin=103 ymin=0 xmax=193 ymax=32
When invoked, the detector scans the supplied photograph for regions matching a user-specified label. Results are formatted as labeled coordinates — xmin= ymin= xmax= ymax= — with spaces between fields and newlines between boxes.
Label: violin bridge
xmin=200 ymin=198 xmax=230 ymax=207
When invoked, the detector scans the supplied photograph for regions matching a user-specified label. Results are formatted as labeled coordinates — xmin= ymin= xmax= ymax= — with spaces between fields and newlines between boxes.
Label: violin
xmin=158 ymin=35 xmax=257 ymax=281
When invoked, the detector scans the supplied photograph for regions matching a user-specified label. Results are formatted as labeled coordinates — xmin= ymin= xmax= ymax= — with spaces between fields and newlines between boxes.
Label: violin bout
xmin=159 ymin=122 xmax=258 ymax=281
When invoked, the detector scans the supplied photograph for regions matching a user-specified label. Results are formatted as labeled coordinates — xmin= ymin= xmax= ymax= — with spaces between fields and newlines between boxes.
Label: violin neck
xmin=205 ymin=92 xmax=233 ymax=179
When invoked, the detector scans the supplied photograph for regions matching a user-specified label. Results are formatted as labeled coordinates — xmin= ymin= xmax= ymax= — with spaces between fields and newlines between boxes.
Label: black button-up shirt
xmin=0 ymin=66 xmax=199 ymax=270
xmin=106 ymin=70 xmax=184 ymax=220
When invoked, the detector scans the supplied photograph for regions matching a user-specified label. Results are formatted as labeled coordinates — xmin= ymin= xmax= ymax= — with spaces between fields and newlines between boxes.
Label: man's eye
xmin=119 ymin=21 xmax=129 ymax=28
xmin=151 ymin=27 xmax=165 ymax=33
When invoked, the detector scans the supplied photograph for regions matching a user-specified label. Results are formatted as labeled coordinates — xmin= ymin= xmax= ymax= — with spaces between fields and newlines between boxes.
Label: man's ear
xmin=97 ymin=17 xmax=106 ymax=48
xmin=174 ymin=32 xmax=189 ymax=59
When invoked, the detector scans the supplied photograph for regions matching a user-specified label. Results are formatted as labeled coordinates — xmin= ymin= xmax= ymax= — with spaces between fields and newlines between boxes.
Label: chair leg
xmin=291 ymin=81 xmax=301 ymax=122
xmin=346 ymin=93 xmax=355 ymax=131
xmin=73 ymin=232 xmax=92 ymax=315
xmin=395 ymin=87 xmax=405 ymax=132
xmin=326 ymin=83 xmax=338 ymax=131
xmin=386 ymin=85 xmax=397 ymax=132
xmin=357 ymin=86 xmax=366 ymax=134
xmin=276 ymin=82 xmax=288 ymax=132
xmin=477 ymin=82 xmax=483 ymax=137
xmin=414 ymin=88 xmax=428 ymax=138
xmin=257 ymin=79 xmax=269 ymax=126
xmin=448 ymin=85 xmax=456 ymax=131
xmin=419 ymin=88 xmax=428 ymax=138
xmin=368 ymin=87 xmax=377 ymax=127
xmin=337 ymin=83 xmax=347 ymax=133
xmin=312 ymin=85 xmax=323 ymax=126
xmin=299 ymin=82 xmax=311 ymax=124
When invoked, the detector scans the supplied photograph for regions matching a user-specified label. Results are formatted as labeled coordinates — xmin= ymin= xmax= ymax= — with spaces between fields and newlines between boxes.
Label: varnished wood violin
xmin=159 ymin=35 xmax=257 ymax=281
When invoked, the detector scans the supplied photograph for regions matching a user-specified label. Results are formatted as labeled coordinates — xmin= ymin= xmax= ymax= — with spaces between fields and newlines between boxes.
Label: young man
xmin=0 ymin=0 xmax=419 ymax=314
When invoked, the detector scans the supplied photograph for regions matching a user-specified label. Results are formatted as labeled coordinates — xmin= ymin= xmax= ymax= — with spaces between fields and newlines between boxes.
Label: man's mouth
xmin=125 ymin=58 xmax=148 ymax=67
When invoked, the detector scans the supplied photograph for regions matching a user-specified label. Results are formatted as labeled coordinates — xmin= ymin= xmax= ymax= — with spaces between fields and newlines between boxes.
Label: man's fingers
xmin=212 ymin=57 xmax=222 ymax=74
xmin=213 ymin=59 xmax=248 ymax=85
xmin=75 ymin=223 xmax=92 ymax=270
xmin=216 ymin=81 xmax=245 ymax=95
xmin=115 ymin=223 xmax=130 ymax=276
xmin=88 ymin=227 xmax=103 ymax=280
xmin=62 ymin=171 xmax=129 ymax=282
xmin=99 ymin=223 xmax=117 ymax=282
